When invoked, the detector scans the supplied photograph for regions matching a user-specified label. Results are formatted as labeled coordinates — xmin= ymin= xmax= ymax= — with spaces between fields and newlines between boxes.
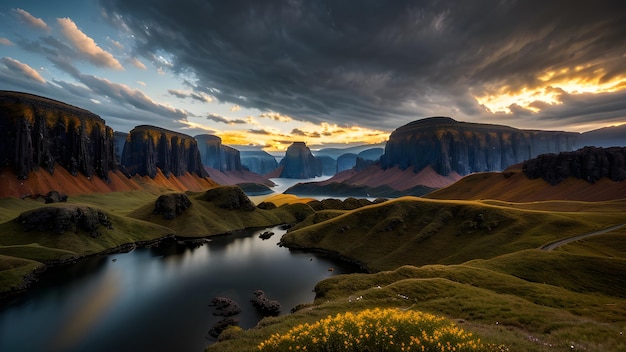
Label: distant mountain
xmin=314 ymin=143 xmax=385 ymax=159
xmin=287 ymin=117 xmax=578 ymax=197
xmin=240 ymin=150 xmax=278 ymax=175
xmin=578 ymin=124 xmax=626 ymax=148
xmin=279 ymin=142 xmax=322 ymax=179
xmin=195 ymin=134 xmax=242 ymax=172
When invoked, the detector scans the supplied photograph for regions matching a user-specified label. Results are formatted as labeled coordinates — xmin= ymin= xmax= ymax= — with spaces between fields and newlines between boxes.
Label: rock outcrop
xmin=317 ymin=155 xmax=337 ymax=176
xmin=17 ymin=205 xmax=113 ymax=237
xmin=153 ymin=193 xmax=193 ymax=220
xmin=0 ymin=91 xmax=117 ymax=180
xmin=195 ymin=134 xmax=242 ymax=172
xmin=240 ymin=150 xmax=278 ymax=175
xmin=522 ymin=146 xmax=626 ymax=185
xmin=250 ymin=290 xmax=281 ymax=316
xmin=121 ymin=125 xmax=208 ymax=178
xmin=198 ymin=186 xmax=256 ymax=211
xmin=380 ymin=117 xmax=578 ymax=176
xmin=279 ymin=142 xmax=322 ymax=178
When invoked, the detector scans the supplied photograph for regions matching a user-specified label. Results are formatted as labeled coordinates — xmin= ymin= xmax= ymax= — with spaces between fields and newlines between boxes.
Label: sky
xmin=1 ymin=0 xmax=625 ymax=151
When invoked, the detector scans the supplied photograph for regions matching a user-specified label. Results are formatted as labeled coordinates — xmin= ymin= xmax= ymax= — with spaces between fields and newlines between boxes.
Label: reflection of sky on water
xmin=0 ymin=225 xmax=361 ymax=352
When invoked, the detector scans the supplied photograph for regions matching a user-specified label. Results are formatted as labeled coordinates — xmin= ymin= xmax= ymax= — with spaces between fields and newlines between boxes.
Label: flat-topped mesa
xmin=240 ymin=150 xmax=278 ymax=175
xmin=380 ymin=116 xmax=578 ymax=176
xmin=0 ymin=91 xmax=116 ymax=180
xmin=279 ymin=141 xmax=322 ymax=179
xmin=195 ymin=134 xmax=242 ymax=172
xmin=121 ymin=125 xmax=208 ymax=178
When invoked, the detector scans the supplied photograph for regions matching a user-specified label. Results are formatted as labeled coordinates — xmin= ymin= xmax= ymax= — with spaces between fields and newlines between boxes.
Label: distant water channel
xmin=0 ymin=226 xmax=361 ymax=352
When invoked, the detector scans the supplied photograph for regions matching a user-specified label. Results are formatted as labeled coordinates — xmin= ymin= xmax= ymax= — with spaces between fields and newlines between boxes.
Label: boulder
xmin=153 ymin=193 xmax=192 ymax=220
xmin=250 ymin=290 xmax=281 ymax=316
xmin=210 ymin=297 xmax=241 ymax=317
xmin=43 ymin=190 xmax=68 ymax=204
xmin=208 ymin=318 xmax=239 ymax=338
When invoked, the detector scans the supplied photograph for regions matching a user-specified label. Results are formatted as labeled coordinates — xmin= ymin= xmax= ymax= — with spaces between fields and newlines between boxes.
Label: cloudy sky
xmin=1 ymin=0 xmax=625 ymax=150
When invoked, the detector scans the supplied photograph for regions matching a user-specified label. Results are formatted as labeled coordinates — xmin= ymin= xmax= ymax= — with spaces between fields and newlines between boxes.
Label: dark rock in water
xmin=198 ymin=186 xmax=256 ymax=211
xmin=16 ymin=205 xmax=113 ymax=237
xmin=279 ymin=142 xmax=322 ymax=179
xmin=43 ymin=190 xmax=68 ymax=204
xmin=250 ymin=290 xmax=281 ymax=316
xmin=336 ymin=153 xmax=358 ymax=173
xmin=259 ymin=231 xmax=274 ymax=240
xmin=240 ymin=150 xmax=278 ymax=175
xmin=153 ymin=193 xmax=192 ymax=220
xmin=0 ymin=91 xmax=117 ymax=180
xmin=121 ymin=125 xmax=208 ymax=178
xmin=195 ymin=134 xmax=242 ymax=172
xmin=208 ymin=318 xmax=239 ymax=338
xmin=522 ymin=146 xmax=626 ymax=185
xmin=380 ymin=117 xmax=577 ymax=176
xmin=209 ymin=297 xmax=241 ymax=317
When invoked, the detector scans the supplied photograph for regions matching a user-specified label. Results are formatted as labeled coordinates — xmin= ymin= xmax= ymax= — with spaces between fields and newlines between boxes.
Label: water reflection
xmin=0 ymin=226 xmax=362 ymax=352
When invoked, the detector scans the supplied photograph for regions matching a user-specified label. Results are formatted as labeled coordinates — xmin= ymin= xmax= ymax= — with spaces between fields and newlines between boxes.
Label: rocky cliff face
xmin=279 ymin=142 xmax=322 ymax=178
xmin=317 ymin=155 xmax=337 ymax=176
xmin=0 ymin=91 xmax=117 ymax=180
xmin=195 ymin=134 xmax=242 ymax=172
xmin=522 ymin=146 xmax=626 ymax=185
xmin=240 ymin=150 xmax=278 ymax=175
xmin=380 ymin=117 xmax=578 ymax=176
xmin=121 ymin=125 xmax=208 ymax=178
xmin=113 ymin=131 xmax=128 ymax=162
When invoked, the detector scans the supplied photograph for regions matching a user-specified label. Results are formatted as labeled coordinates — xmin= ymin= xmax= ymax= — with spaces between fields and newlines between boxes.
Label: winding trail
xmin=540 ymin=222 xmax=626 ymax=250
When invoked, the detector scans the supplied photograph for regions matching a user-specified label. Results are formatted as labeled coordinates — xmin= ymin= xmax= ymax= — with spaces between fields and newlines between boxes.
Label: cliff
xmin=0 ymin=91 xmax=117 ymax=180
xmin=577 ymin=124 xmax=626 ymax=149
xmin=195 ymin=134 xmax=242 ymax=172
xmin=522 ymin=146 xmax=626 ymax=185
xmin=240 ymin=150 xmax=278 ymax=175
xmin=279 ymin=142 xmax=322 ymax=178
xmin=380 ymin=117 xmax=578 ymax=176
xmin=113 ymin=131 xmax=128 ymax=162
xmin=121 ymin=125 xmax=208 ymax=178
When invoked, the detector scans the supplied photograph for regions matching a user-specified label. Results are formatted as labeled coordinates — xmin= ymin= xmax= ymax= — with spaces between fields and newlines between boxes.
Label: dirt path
xmin=540 ymin=222 xmax=626 ymax=251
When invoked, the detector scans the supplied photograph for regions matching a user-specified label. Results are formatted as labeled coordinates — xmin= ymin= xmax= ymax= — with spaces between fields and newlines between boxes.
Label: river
xmin=0 ymin=225 xmax=361 ymax=352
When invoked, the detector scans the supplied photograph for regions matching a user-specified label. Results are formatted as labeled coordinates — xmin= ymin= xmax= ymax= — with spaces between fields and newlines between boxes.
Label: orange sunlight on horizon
xmin=218 ymin=122 xmax=389 ymax=151
xmin=475 ymin=66 xmax=626 ymax=114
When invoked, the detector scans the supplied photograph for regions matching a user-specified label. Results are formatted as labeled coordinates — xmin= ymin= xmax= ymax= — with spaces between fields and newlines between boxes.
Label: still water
xmin=0 ymin=226 xmax=360 ymax=352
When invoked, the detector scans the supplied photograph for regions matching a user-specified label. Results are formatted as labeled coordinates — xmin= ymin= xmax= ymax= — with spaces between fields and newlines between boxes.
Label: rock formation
xmin=250 ymin=290 xmax=281 ymax=316
xmin=17 ymin=205 xmax=113 ymax=237
xmin=198 ymin=186 xmax=256 ymax=211
xmin=0 ymin=91 xmax=117 ymax=180
xmin=381 ymin=117 xmax=578 ymax=176
xmin=279 ymin=142 xmax=322 ymax=178
xmin=121 ymin=125 xmax=208 ymax=178
xmin=577 ymin=124 xmax=626 ymax=149
xmin=358 ymin=147 xmax=384 ymax=162
xmin=240 ymin=150 xmax=278 ymax=175
xmin=153 ymin=193 xmax=193 ymax=220
xmin=195 ymin=134 xmax=242 ymax=172
xmin=522 ymin=146 xmax=626 ymax=185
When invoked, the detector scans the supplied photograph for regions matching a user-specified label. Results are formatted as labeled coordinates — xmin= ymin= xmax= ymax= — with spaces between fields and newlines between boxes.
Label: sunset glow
xmin=476 ymin=67 xmax=626 ymax=114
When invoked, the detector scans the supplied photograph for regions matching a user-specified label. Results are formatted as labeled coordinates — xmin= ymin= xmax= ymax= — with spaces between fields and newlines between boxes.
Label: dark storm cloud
xmin=206 ymin=113 xmax=247 ymax=125
xmin=100 ymin=0 xmax=626 ymax=130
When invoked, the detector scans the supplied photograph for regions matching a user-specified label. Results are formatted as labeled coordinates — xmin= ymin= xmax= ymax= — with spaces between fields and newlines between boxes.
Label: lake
xmin=0 ymin=225 xmax=361 ymax=352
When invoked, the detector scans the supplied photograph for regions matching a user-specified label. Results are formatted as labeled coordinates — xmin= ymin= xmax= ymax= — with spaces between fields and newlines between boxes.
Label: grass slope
xmin=280 ymin=197 xmax=623 ymax=271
